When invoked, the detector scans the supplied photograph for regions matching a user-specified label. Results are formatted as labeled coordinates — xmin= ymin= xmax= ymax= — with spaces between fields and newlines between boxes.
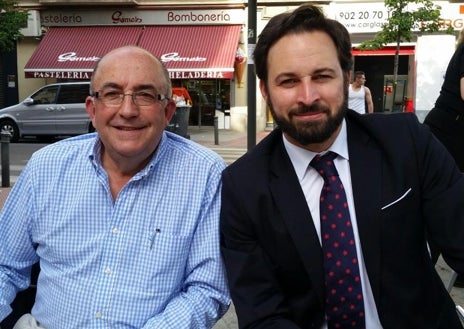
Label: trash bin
xmin=166 ymin=106 xmax=191 ymax=138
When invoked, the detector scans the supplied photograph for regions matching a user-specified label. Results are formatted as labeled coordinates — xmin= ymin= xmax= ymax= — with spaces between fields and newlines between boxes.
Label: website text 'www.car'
xmin=343 ymin=21 xmax=385 ymax=29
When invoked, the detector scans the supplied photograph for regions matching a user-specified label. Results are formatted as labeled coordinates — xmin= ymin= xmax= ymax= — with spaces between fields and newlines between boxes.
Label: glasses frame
xmin=91 ymin=90 xmax=170 ymax=107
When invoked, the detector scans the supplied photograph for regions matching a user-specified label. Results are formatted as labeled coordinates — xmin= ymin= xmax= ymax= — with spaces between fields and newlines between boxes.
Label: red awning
xmin=352 ymin=46 xmax=415 ymax=56
xmin=137 ymin=25 xmax=242 ymax=79
xmin=25 ymin=25 xmax=242 ymax=80
xmin=24 ymin=26 xmax=144 ymax=79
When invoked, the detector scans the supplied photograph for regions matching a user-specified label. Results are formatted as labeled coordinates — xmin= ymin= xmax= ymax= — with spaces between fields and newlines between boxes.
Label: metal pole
xmin=214 ymin=116 xmax=219 ymax=145
xmin=1 ymin=131 xmax=11 ymax=187
xmin=247 ymin=0 xmax=257 ymax=151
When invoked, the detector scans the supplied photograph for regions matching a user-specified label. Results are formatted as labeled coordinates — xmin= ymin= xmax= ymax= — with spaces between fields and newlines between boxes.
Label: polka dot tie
xmin=310 ymin=151 xmax=365 ymax=329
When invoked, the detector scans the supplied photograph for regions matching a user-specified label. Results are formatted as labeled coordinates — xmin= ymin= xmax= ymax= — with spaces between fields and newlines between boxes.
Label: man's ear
xmin=85 ymin=96 xmax=96 ymax=124
xmin=164 ymin=99 xmax=177 ymax=125
xmin=259 ymin=79 xmax=269 ymax=104
xmin=344 ymin=72 xmax=351 ymax=90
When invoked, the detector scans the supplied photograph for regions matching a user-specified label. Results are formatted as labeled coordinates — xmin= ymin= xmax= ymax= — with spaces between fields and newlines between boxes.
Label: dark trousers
xmin=0 ymin=263 xmax=40 ymax=329
xmin=424 ymin=107 xmax=464 ymax=171
xmin=424 ymin=108 xmax=464 ymax=284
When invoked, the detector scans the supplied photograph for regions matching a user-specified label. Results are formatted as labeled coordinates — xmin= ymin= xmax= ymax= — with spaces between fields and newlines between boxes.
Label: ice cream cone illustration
xmin=234 ymin=59 xmax=247 ymax=88
xmin=235 ymin=48 xmax=247 ymax=88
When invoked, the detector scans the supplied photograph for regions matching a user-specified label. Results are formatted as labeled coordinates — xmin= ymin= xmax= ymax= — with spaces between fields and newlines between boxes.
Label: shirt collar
xmin=283 ymin=119 xmax=349 ymax=181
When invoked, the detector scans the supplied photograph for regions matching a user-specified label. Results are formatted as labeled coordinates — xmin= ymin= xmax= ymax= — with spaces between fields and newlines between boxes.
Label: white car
xmin=0 ymin=82 xmax=94 ymax=142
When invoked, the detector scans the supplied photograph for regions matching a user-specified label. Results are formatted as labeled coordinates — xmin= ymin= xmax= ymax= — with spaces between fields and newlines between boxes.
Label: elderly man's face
xmin=86 ymin=47 xmax=175 ymax=172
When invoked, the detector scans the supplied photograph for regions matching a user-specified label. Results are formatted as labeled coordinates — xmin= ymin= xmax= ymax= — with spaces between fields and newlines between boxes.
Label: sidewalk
xmin=187 ymin=125 xmax=270 ymax=150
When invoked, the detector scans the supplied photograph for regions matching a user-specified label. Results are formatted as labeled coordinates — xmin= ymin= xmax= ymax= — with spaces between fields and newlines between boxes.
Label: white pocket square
xmin=381 ymin=188 xmax=412 ymax=210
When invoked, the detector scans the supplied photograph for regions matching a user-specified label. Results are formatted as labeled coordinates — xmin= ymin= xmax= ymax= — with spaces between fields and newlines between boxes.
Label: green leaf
xmin=357 ymin=0 xmax=454 ymax=98
xmin=0 ymin=0 xmax=29 ymax=52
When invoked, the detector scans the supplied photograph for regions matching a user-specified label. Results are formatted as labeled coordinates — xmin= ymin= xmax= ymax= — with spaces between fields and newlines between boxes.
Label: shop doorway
xmin=383 ymin=75 xmax=408 ymax=112
xmin=353 ymin=55 xmax=410 ymax=112
xmin=0 ymin=50 xmax=19 ymax=109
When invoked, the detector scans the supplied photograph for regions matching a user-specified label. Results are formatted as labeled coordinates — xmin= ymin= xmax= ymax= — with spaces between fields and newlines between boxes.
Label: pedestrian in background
xmin=348 ymin=70 xmax=374 ymax=114
xmin=0 ymin=46 xmax=229 ymax=328
xmin=220 ymin=4 xmax=464 ymax=329
xmin=424 ymin=28 xmax=464 ymax=287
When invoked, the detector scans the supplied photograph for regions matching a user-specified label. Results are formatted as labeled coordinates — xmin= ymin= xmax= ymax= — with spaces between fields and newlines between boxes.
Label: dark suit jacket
xmin=220 ymin=110 xmax=464 ymax=329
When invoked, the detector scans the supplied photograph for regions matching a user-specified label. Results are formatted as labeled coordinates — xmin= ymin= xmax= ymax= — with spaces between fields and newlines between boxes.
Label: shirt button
xmin=104 ymin=267 xmax=112 ymax=275
xmin=95 ymin=311 xmax=102 ymax=318
xmin=112 ymin=227 xmax=119 ymax=234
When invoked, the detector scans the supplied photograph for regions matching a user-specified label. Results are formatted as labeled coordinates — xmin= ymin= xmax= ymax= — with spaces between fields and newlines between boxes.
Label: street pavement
xmin=188 ymin=126 xmax=464 ymax=329
xmin=187 ymin=125 xmax=270 ymax=165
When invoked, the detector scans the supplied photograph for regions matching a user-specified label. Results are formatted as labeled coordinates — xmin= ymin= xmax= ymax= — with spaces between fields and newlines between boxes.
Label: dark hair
xmin=354 ymin=71 xmax=365 ymax=78
xmin=253 ymin=4 xmax=353 ymax=82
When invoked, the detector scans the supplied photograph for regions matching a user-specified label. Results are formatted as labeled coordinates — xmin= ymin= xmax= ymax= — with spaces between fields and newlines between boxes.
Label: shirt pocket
xmin=126 ymin=231 xmax=192 ymax=293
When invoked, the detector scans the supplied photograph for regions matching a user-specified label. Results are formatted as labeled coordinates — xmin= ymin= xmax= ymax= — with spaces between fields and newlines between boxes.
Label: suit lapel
xmin=264 ymin=122 xmax=384 ymax=305
xmin=346 ymin=118 xmax=383 ymax=302
xmin=268 ymin=138 xmax=326 ymax=304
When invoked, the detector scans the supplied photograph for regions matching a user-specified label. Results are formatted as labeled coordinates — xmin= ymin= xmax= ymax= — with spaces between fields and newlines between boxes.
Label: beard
xmin=269 ymin=97 xmax=347 ymax=146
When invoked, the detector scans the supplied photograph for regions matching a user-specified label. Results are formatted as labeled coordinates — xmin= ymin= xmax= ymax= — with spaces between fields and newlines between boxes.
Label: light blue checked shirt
xmin=0 ymin=131 xmax=230 ymax=328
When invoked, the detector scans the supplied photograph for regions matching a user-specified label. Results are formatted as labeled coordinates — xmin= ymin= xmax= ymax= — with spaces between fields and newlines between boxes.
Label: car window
xmin=32 ymin=86 xmax=59 ymax=105
xmin=57 ymin=84 xmax=89 ymax=104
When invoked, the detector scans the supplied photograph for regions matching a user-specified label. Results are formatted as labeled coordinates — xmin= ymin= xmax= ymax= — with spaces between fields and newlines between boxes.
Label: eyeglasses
xmin=92 ymin=89 xmax=169 ymax=107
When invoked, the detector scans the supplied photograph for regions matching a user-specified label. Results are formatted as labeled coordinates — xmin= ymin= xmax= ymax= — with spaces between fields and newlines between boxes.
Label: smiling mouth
xmin=293 ymin=110 xmax=326 ymax=120
xmin=295 ymin=110 xmax=323 ymax=116
xmin=116 ymin=126 xmax=143 ymax=131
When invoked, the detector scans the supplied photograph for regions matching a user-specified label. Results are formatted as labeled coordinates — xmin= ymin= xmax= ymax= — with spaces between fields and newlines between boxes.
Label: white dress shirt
xmin=283 ymin=120 xmax=383 ymax=329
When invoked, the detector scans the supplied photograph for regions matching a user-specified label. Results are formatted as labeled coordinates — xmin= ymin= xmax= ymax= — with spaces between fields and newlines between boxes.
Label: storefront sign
xmin=438 ymin=3 xmax=464 ymax=30
xmin=25 ymin=70 xmax=233 ymax=80
xmin=58 ymin=52 xmax=100 ymax=63
xmin=161 ymin=52 xmax=206 ymax=63
xmin=328 ymin=1 xmax=464 ymax=34
xmin=169 ymin=71 xmax=233 ymax=79
xmin=327 ymin=3 xmax=390 ymax=33
xmin=26 ymin=71 xmax=92 ymax=79
xmin=41 ymin=9 xmax=245 ymax=26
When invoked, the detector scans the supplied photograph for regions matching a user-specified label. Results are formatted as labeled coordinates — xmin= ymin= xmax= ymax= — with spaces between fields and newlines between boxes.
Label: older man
xmin=0 ymin=46 xmax=230 ymax=329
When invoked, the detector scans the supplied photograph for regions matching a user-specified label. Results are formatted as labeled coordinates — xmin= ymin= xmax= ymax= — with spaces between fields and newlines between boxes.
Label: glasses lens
xmin=97 ymin=89 xmax=160 ymax=106
xmin=134 ymin=91 xmax=158 ymax=106
xmin=100 ymin=90 xmax=123 ymax=105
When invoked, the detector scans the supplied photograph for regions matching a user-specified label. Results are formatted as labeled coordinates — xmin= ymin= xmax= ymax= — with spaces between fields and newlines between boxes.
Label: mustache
xmin=291 ymin=102 xmax=330 ymax=115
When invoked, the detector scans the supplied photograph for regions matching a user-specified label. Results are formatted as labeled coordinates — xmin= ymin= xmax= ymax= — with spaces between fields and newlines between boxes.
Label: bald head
xmin=90 ymin=46 xmax=172 ymax=97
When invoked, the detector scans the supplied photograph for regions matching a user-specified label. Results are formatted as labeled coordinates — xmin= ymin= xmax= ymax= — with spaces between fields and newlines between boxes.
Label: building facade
xmin=3 ymin=0 xmax=463 ymax=132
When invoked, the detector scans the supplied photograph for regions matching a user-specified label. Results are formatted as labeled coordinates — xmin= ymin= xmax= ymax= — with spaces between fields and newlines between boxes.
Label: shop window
xmin=173 ymin=79 xmax=231 ymax=127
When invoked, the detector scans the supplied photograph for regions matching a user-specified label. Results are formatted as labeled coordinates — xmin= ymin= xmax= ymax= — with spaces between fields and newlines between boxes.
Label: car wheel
xmin=0 ymin=120 xmax=19 ymax=142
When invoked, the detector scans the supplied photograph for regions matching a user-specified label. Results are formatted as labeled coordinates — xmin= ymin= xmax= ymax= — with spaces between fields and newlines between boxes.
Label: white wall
xmin=414 ymin=34 xmax=455 ymax=122
xmin=17 ymin=38 xmax=57 ymax=100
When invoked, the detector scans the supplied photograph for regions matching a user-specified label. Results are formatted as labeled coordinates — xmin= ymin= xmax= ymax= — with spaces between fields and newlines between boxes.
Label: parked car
xmin=0 ymin=82 xmax=94 ymax=142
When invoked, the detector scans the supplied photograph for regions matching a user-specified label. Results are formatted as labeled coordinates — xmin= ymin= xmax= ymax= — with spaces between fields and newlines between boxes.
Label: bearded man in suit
xmin=220 ymin=3 xmax=464 ymax=329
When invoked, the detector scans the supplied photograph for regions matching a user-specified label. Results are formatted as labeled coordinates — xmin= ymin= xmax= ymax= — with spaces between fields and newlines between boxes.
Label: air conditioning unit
xmin=21 ymin=10 xmax=41 ymax=37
